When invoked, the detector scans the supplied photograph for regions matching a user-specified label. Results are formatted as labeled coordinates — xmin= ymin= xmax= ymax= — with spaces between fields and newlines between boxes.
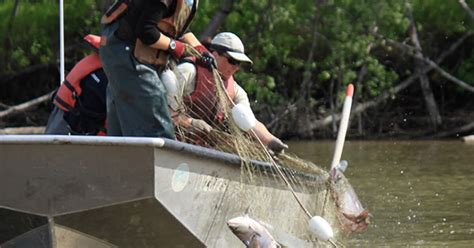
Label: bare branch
xmin=415 ymin=54 xmax=474 ymax=93
xmin=0 ymin=102 xmax=11 ymax=109
xmin=373 ymin=31 xmax=474 ymax=93
xmin=432 ymin=122 xmax=474 ymax=138
xmin=407 ymin=10 xmax=442 ymax=127
xmin=0 ymin=91 xmax=53 ymax=119
xmin=307 ymin=32 xmax=471 ymax=130
xmin=459 ymin=0 xmax=474 ymax=21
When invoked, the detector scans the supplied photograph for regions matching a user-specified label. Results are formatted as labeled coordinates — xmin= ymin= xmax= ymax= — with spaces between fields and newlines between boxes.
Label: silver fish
xmin=227 ymin=215 xmax=283 ymax=248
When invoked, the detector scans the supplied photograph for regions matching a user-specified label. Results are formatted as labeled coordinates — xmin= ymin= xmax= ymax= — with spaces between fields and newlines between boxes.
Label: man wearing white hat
xmin=165 ymin=32 xmax=288 ymax=153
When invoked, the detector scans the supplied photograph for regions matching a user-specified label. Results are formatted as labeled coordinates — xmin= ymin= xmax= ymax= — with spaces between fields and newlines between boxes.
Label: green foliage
xmin=192 ymin=0 xmax=471 ymax=110
xmin=412 ymin=0 xmax=470 ymax=34
xmin=1 ymin=0 xmax=472 ymax=116
xmin=0 ymin=0 xmax=100 ymax=73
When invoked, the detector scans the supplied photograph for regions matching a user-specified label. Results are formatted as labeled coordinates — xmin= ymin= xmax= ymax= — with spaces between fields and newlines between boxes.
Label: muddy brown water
xmin=288 ymin=140 xmax=474 ymax=247
xmin=2 ymin=139 xmax=472 ymax=247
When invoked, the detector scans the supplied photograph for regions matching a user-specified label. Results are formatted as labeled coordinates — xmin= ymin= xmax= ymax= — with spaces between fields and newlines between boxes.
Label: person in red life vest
xmin=44 ymin=35 xmax=108 ymax=135
xmin=99 ymin=0 xmax=212 ymax=138
xmin=165 ymin=32 xmax=288 ymax=153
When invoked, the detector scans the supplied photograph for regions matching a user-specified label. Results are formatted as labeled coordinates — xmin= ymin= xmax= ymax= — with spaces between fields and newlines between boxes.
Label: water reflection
xmin=288 ymin=140 xmax=474 ymax=247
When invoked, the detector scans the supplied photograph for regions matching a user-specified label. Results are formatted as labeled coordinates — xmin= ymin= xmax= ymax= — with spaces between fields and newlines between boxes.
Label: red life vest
xmin=54 ymin=35 xmax=102 ymax=112
xmin=183 ymin=64 xmax=235 ymax=124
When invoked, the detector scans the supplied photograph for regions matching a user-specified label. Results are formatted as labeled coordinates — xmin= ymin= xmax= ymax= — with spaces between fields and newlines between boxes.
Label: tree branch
xmin=407 ymin=10 xmax=442 ymax=127
xmin=431 ymin=121 xmax=474 ymax=138
xmin=306 ymin=31 xmax=471 ymax=131
xmin=199 ymin=0 xmax=234 ymax=40
xmin=459 ymin=0 xmax=474 ymax=21
xmin=0 ymin=91 xmax=53 ymax=119
xmin=373 ymin=31 xmax=474 ymax=93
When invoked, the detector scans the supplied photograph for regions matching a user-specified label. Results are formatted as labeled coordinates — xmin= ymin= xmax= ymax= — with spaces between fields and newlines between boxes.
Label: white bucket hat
xmin=210 ymin=32 xmax=253 ymax=64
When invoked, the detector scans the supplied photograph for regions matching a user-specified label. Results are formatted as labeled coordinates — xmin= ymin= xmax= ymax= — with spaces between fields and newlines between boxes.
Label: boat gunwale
xmin=0 ymin=135 xmax=325 ymax=181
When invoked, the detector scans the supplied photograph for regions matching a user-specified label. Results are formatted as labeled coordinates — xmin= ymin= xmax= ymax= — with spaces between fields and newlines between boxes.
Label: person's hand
xmin=198 ymin=51 xmax=217 ymax=69
xmin=267 ymin=138 xmax=288 ymax=154
xmin=193 ymin=45 xmax=217 ymax=69
xmin=190 ymin=118 xmax=213 ymax=133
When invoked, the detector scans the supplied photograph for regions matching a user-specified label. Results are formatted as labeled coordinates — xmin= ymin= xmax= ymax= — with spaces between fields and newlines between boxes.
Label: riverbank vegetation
xmin=1 ymin=0 xmax=473 ymax=139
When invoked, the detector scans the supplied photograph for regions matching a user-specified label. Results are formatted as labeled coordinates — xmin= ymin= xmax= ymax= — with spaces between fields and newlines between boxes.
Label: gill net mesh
xmin=169 ymin=58 xmax=344 ymax=246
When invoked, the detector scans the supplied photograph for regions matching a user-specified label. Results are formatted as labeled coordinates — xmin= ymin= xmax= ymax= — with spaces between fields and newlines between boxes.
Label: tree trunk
xmin=459 ymin=0 xmax=474 ymax=21
xmin=408 ymin=14 xmax=442 ymax=129
xmin=298 ymin=0 xmax=323 ymax=103
xmin=199 ymin=0 xmax=235 ymax=40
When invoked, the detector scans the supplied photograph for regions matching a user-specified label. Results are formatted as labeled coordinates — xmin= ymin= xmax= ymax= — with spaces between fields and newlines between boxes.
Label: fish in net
xmin=166 ymin=50 xmax=368 ymax=246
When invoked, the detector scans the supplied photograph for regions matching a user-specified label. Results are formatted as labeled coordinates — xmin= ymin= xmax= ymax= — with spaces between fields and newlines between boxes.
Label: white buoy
xmin=231 ymin=103 xmax=256 ymax=131
xmin=308 ymin=216 xmax=334 ymax=241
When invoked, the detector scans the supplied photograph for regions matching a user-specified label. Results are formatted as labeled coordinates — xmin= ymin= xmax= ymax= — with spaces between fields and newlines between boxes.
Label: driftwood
xmin=306 ymin=31 xmax=471 ymax=131
xmin=0 ymin=91 xmax=53 ymax=119
xmin=0 ymin=126 xmax=45 ymax=135
xmin=431 ymin=122 xmax=474 ymax=139
xmin=462 ymin=134 xmax=474 ymax=144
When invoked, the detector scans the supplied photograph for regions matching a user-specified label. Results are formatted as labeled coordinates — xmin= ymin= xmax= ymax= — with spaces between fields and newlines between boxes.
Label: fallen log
xmin=462 ymin=135 xmax=474 ymax=144
xmin=431 ymin=122 xmax=474 ymax=139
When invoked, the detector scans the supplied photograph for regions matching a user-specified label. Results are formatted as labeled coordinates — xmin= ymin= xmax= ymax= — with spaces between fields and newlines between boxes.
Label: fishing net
xmin=169 ymin=54 xmax=345 ymax=246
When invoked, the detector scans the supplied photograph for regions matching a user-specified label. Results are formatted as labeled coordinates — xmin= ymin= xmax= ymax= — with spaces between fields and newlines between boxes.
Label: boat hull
xmin=0 ymin=135 xmax=336 ymax=247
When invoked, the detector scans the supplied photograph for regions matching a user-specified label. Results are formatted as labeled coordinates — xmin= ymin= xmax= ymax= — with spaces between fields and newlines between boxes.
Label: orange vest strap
xmin=54 ymin=53 xmax=102 ymax=112
xmin=83 ymin=34 xmax=101 ymax=50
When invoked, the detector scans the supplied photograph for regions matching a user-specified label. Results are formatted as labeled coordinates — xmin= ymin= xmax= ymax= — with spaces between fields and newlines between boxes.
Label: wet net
xmin=168 ymin=55 xmax=346 ymax=246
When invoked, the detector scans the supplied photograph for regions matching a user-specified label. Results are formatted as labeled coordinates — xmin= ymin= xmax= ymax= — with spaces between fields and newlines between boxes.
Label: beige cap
xmin=211 ymin=32 xmax=253 ymax=64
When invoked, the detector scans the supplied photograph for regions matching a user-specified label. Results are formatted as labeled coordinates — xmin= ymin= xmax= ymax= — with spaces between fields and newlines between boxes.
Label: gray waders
xmin=99 ymin=22 xmax=175 ymax=139
xmin=44 ymin=107 xmax=70 ymax=135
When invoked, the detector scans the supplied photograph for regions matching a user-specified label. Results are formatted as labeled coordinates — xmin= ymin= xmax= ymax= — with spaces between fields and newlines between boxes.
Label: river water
xmin=288 ymin=140 xmax=474 ymax=247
